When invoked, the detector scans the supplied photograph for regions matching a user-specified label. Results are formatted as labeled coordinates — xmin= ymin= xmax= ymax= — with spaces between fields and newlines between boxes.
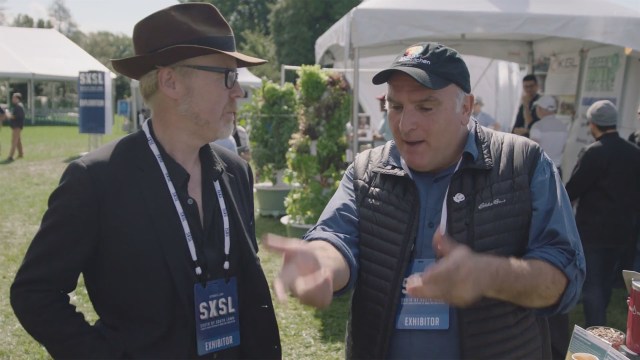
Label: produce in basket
xmin=586 ymin=326 xmax=625 ymax=350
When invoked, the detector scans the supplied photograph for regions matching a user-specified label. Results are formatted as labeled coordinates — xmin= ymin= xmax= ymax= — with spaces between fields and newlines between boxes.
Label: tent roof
xmin=316 ymin=0 xmax=640 ymax=64
xmin=238 ymin=67 xmax=262 ymax=88
xmin=0 ymin=26 xmax=113 ymax=82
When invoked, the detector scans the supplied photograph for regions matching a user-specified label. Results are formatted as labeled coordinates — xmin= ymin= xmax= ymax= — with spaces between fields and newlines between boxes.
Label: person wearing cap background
xmin=529 ymin=95 xmax=569 ymax=178
xmin=10 ymin=3 xmax=280 ymax=359
xmin=471 ymin=96 xmax=500 ymax=130
xmin=264 ymin=42 xmax=584 ymax=359
xmin=566 ymin=100 xmax=640 ymax=328
xmin=512 ymin=74 xmax=542 ymax=137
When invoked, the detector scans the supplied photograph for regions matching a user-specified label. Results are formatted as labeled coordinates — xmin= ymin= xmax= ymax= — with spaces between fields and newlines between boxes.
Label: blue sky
xmin=2 ymin=0 xmax=639 ymax=36
xmin=2 ymin=0 xmax=179 ymax=35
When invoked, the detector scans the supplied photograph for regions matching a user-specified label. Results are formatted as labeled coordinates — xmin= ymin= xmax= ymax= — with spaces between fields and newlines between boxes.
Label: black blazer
xmin=566 ymin=132 xmax=640 ymax=248
xmin=11 ymin=130 xmax=281 ymax=359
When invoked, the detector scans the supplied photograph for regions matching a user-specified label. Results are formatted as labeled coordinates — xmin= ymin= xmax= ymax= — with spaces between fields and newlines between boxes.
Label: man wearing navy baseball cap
xmin=566 ymin=100 xmax=640 ymax=329
xmin=265 ymin=42 xmax=584 ymax=359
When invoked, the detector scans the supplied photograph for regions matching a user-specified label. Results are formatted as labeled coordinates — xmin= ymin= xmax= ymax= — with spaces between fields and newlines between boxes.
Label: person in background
xmin=10 ymin=3 xmax=280 ymax=358
xmin=471 ymin=96 xmax=500 ymax=130
xmin=566 ymin=100 xmax=640 ymax=328
xmin=264 ymin=42 xmax=584 ymax=359
xmin=213 ymin=134 xmax=238 ymax=154
xmin=373 ymin=93 xmax=393 ymax=143
xmin=628 ymin=105 xmax=640 ymax=273
xmin=233 ymin=121 xmax=251 ymax=162
xmin=0 ymin=105 xmax=5 ymax=156
xmin=529 ymin=95 xmax=569 ymax=177
xmin=4 ymin=92 xmax=25 ymax=162
xmin=512 ymin=74 xmax=541 ymax=137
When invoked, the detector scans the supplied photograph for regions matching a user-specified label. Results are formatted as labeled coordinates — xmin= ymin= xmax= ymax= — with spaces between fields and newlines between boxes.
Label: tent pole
xmin=29 ymin=76 xmax=35 ymax=125
xmin=351 ymin=47 xmax=360 ymax=159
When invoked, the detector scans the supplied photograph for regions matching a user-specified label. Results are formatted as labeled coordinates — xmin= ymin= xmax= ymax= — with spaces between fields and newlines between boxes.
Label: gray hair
xmin=138 ymin=60 xmax=194 ymax=106
xmin=455 ymin=87 xmax=469 ymax=113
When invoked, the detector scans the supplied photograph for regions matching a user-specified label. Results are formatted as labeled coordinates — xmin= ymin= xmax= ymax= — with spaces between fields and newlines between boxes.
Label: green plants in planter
xmin=283 ymin=65 xmax=352 ymax=228
xmin=240 ymin=80 xmax=299 ymax=216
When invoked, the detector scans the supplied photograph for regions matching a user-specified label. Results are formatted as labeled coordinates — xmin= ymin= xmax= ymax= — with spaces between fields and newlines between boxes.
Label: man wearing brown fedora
xmin=11 ymin=3 xmax=281 ymax=359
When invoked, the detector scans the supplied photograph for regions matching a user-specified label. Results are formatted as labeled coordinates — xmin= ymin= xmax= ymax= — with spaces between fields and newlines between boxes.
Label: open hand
xmin=405 ymin=228 xmax=490 ymax=307
xmin=262 ymin=233 xmax=334 ymax=309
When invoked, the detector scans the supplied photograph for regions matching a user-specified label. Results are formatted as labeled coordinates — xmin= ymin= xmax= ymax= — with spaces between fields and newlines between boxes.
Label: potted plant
xmin=281 ymin=65 xmax=352 ymax=237
xmin=241 ymin=80 xmax=298 ymax=216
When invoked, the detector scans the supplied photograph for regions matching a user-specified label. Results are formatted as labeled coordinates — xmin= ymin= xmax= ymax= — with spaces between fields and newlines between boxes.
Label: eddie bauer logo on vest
xmin=199 ymin=297 xmax=236 ymax=320
xmin=478 ymin=198 xmax=506 ymax=210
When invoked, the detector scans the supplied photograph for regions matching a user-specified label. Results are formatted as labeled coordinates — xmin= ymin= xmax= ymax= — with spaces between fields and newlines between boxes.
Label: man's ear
xmin=461 ymin=94 xmax=473 ymax=125
xmin=157 ymin=67 xmax=182 ymax=100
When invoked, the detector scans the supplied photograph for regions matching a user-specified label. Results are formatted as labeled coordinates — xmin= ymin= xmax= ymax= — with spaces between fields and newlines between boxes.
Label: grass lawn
xmin=0 ymin=119 xmax=629 ymax=359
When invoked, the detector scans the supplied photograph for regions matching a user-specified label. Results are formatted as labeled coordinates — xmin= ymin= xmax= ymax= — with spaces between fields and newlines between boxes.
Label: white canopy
xmin=316 ymin=0 xmax=640 ymax=65
xmin=316 ymin=0 xmax=640 ymax=175
xmin=238 ymin=67 xmax=262 ymax=88
xmin=0 ymin=26 xmax=113 ymax=81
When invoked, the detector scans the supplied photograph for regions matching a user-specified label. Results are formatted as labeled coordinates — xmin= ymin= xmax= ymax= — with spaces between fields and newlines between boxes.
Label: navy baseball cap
xmin=372 ymin=42 xmax=471 ymax=93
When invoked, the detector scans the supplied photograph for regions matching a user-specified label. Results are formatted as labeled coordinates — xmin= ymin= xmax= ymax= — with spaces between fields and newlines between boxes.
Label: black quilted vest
xmin=347 ymin=126 xmax=550 ymax=359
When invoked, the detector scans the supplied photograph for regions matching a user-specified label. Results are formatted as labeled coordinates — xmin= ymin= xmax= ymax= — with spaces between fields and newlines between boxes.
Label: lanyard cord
xmin=400 ymin=157 xmax=462 ymax=236
xmin=142 ymin=120 xmax=230 ymax=277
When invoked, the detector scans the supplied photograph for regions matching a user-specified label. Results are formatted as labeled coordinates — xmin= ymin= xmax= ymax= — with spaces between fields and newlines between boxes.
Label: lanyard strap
xmin=401 ymin=157 xmax=462 ymax=236
xmin=439 ymin=159 xmax=462 ymax=236
xmin=142 ymin=120 xmax=230 ymax=276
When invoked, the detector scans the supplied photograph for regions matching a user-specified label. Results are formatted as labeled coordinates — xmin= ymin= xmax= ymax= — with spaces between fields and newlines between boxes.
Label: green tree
xmin=0 ymin=0 xmax=6 ymax=25
xmin=12 ymin=14 xmax=35 ymax=27
xmin=79 ymin=31 xmax=134 ymax=99
xmin=36 ymin=18 xmax=53 ymax=28
xmin=270 ymin=0 xmax=359 ymax=67
xmin=48 ymin=0 xmax=81 ymax=39
xmin=239 ymin=30 xmax=279 ymax=81
xmin=11 ymin=14 xmax=53 ymax=28
xmin=181 ymin=0 xmax=276 ymax=45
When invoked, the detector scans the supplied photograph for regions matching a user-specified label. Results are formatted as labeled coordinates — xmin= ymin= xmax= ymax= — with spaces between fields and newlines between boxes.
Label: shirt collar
xmin=147 ymin=120 xmax=218 ymax=188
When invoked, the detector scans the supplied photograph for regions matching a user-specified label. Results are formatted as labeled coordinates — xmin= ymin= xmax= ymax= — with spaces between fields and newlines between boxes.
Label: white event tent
xmin=0 ymin=26 xmax=114 ymax=122
xmin=316 ymin=0 xmax=640 ymax=175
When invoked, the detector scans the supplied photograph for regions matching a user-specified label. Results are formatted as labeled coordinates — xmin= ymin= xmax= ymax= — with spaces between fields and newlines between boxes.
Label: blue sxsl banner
xmin=78 ymin=71 xmax=106 ymax=134
xmin=117 ymin=99 xmax=130 ymax=117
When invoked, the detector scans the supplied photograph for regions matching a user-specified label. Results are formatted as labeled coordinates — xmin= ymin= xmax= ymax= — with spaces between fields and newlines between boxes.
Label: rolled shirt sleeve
xmin=303 ymin=165 xmax=360 ymax=296
xmin=524 ymin=152 xmax=585 ymax=315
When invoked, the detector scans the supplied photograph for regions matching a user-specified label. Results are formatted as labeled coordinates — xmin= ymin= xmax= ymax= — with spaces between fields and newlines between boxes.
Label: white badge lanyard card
xmin=142 ymin=120 xmax=231 ymax=280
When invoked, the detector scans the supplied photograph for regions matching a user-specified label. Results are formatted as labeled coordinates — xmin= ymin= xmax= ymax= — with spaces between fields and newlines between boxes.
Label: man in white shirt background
xmin=529 ymin=95 xmax=569 ymax=177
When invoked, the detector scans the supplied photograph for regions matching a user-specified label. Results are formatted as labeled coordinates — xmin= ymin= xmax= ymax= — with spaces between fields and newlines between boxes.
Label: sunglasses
xmin=178 ymin=65 xmax=238 ymax=89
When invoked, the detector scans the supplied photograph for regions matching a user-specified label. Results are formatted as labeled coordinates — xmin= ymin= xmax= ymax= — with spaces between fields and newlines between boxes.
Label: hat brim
xmin=372 ymin=67 xmax=452 ymax=90
xmin=111 ymin=45 xmax=266 ymax=80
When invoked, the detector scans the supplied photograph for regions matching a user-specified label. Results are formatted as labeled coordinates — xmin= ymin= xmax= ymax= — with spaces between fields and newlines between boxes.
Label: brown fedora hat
xmin=111 ymin=3 xmax=266 ymax=80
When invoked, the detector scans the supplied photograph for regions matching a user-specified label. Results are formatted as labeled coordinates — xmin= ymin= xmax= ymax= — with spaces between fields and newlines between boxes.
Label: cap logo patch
xmin=404 ymin=46 xmax=424 ymax=56
xmin=398 ymin=45 xmax=430 ymax=64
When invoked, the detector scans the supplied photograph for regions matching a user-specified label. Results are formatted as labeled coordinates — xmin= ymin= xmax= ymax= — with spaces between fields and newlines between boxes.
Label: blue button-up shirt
xmin=304 ymin=121 xmax=584 ymax=359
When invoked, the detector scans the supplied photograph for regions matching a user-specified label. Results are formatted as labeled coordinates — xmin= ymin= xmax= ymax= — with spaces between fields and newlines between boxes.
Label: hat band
xmin=149 ymin=35 xmax=236 ymax=54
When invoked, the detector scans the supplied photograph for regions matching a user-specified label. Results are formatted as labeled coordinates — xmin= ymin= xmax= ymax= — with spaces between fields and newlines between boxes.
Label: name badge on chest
xmin=396 ymin=259 xmax=449 ymax=330
xmin=194 ymin=277 xmax=240 ymax=355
